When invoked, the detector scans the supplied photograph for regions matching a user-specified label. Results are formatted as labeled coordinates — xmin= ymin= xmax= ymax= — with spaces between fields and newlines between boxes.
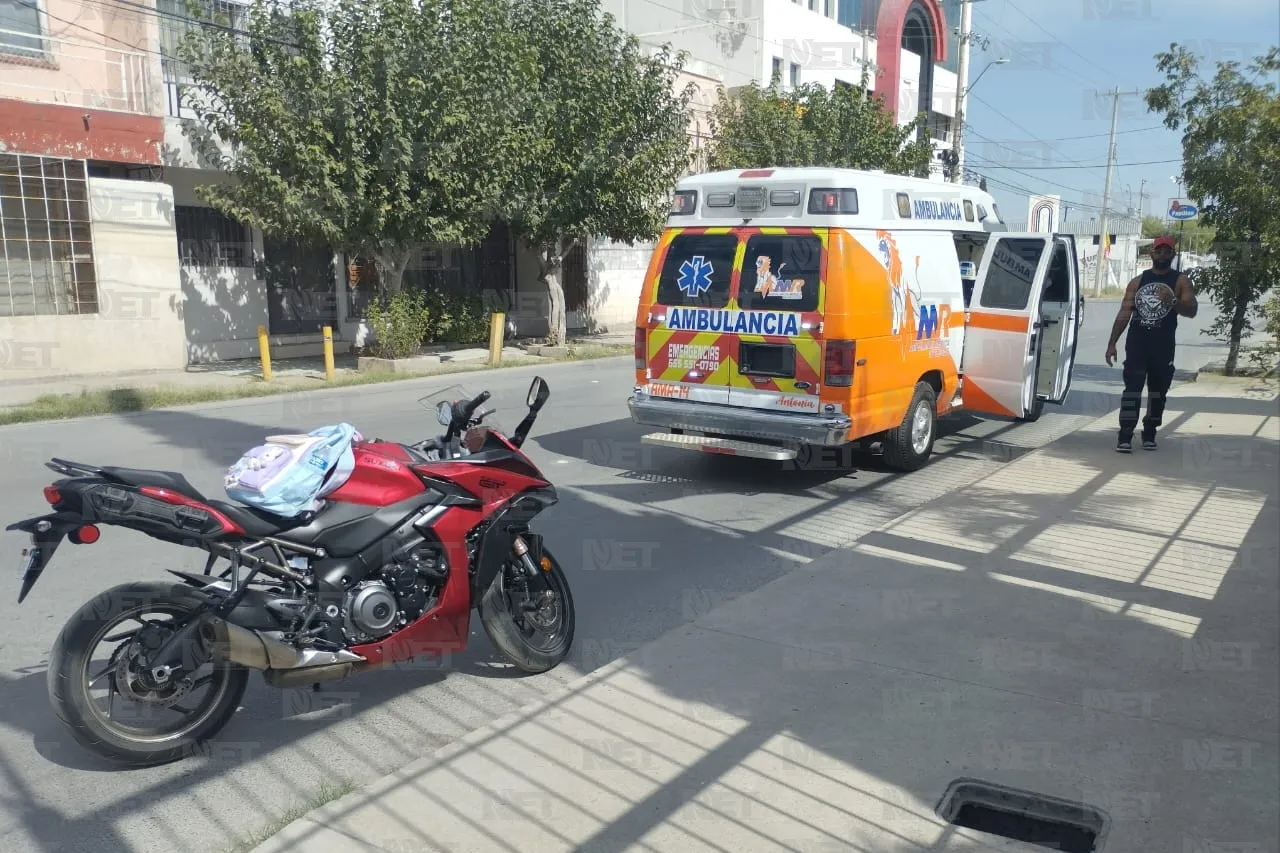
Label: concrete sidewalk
xmin=0 ymin=333 xmax=633 ymax=410
xmin=250 ymin=375 xmax=1280 ymax=853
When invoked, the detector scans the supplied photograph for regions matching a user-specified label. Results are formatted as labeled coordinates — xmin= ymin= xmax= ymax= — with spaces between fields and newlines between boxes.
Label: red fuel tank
xmin=324 ymin=441 xmax=425 ymax=506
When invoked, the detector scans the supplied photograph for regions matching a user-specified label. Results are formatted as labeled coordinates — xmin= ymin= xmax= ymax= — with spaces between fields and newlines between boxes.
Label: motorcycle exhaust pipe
xmin=202 ymin=618 xmax=364 ymax=674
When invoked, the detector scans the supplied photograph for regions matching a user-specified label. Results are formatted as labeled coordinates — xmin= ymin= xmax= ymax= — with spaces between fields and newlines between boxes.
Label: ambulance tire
xmin=882 ymin=382 xmax=937 ymax=472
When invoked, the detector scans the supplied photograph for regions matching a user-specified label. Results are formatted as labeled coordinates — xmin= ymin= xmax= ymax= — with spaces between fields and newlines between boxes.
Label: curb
xmin=0 ymin=353 xmax=633 ymax=431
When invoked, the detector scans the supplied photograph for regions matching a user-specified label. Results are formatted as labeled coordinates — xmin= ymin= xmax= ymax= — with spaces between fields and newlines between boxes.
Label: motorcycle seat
xmin=100 ymin=467 xmax=207 ymax=501
xmin=205 ymin=500 xmax=317 ymax=538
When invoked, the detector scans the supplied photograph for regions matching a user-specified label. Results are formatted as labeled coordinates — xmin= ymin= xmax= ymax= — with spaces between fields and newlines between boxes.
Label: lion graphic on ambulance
xmin=876 ymin=230 xmax=924 ymax=337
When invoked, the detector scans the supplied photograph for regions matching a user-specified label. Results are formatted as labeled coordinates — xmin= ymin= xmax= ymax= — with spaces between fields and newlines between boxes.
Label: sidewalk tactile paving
xmin=1175 ymin=412 xmax=1274 ymax=437
xmin=1180 ymin=488 xmax=1269 ymax=548
xmin=1013 ymin=523 xmax=1167 ymax=584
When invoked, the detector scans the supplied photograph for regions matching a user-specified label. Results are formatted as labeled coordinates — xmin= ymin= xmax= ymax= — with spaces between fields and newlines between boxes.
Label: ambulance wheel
xmin=882 ymin=382 xmax=937 ymax=472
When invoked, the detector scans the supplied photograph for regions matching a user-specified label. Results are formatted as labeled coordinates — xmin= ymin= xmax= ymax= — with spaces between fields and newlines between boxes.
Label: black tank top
xmin=1128 ymin=266 xmax=1180 ymax=353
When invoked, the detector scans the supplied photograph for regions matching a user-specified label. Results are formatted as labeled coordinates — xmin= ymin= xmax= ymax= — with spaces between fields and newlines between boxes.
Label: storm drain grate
xmin=936 ymin=778 xmax=1109 ymax=852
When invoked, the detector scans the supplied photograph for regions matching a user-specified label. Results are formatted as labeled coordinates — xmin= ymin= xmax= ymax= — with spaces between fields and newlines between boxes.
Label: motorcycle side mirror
xmin=526 ymin=376 xmax=550 ymax=411
xmin=436 ymin=401 xmax=453 ymax=427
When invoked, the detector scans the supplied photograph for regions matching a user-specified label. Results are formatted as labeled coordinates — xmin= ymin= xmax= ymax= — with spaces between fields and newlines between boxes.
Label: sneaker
xmin=1117 ymin=438 xmax=1132 ymax=453
xmin=1142 ymin=436 xmax=1158 ymax=450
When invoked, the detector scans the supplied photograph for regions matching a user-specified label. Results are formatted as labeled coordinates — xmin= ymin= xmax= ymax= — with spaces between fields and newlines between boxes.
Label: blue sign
xmin=663 ymin=307 xmax=802 ymax=337
xmin=1168 ymin=200 xmax=1199 ymax=221
xmin=677 ymin=255 xmax=715 ymax=297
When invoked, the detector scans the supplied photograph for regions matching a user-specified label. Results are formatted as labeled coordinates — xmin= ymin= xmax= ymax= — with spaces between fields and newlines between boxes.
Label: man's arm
xmin=1108 ymin=277 xmax=1140 ymax=350
xmin=1175 ymin=274 xmax=1198 ymax=318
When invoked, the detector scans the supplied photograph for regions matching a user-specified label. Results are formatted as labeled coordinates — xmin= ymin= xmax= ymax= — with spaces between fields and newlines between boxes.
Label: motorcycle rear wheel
xmin=478 ymin=547 xmax=575 ymax=673
xmin=48 ymin=581 xmax=249 ymax=767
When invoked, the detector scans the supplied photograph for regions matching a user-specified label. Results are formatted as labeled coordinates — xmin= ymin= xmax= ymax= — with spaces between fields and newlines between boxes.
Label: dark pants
xmin=1119 ymin=346 xmax=1176 ymax=440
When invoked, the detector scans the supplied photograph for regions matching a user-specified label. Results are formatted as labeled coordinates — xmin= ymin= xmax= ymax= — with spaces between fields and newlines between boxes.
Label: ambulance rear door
xmin=958 ymin=233 xmax=1054 ymax=419
xmin=642 ymin=229 xmax=741 ymax=404
xmin=727 ymin=228 xmax=828 ymax=415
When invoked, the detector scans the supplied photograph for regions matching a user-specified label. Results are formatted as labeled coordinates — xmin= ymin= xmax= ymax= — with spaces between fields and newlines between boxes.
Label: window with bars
xmin=0 ymin=154 xmax=99 ymax=318
xmin=174 ymin=205 xmax=252 ymax=267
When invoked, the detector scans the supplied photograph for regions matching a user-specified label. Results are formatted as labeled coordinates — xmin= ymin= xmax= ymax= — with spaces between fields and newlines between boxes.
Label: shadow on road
xmin=2 ymin=388 xmax=1276 ymax=852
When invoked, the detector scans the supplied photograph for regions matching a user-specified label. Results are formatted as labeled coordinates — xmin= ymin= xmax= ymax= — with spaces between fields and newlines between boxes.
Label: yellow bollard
xmin=322 ymin=325 xmax=335 ymax=381
xmin=257 ymin=324 xmax=272 ymax=382
xmin=489 ymin=312 xmax=505 ymax=366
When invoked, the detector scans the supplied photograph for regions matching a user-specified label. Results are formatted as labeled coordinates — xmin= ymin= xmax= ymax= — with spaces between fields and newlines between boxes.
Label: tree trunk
xmin=540 ymin=239 xmax=568 ymax=347
xmin=377 ymin=248 xmax=412 ymax=296
xmin=1224 ymin=292 xmax=1250 ymax=376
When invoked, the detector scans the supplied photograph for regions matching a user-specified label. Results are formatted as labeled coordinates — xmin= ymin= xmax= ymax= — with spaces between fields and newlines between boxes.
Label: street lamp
xmin=949 ymin=57 xmax=1008 ymax=184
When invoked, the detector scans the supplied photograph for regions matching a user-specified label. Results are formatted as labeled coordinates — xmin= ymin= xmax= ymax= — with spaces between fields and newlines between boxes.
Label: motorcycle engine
xmin=341 ymin=545 xmax=446 ymax=644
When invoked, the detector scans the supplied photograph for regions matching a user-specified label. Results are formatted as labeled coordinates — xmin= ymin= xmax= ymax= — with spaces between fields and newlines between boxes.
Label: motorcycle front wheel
xmin=478 ymin=546 xmax=575 ymax=673
xmin=47 ymin=581 xmax=249 ymax=767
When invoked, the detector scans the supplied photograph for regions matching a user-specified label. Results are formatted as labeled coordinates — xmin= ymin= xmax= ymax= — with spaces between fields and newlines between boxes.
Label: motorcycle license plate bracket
xmin=10 ymin=513 xmax=82 ymax=604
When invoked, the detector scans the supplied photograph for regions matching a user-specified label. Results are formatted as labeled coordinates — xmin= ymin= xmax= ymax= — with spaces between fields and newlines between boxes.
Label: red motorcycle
xmin=8 ymin=377 xmax=574 ymax=766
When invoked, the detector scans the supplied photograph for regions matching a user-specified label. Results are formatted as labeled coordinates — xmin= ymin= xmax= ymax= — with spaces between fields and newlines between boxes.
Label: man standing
xmin=1105 ymin=235 xmax=1198 ymax=452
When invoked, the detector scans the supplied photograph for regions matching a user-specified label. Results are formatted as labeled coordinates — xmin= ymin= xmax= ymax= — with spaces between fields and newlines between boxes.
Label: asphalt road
xmin=0 ymin=300 xmax=1232 ymax=853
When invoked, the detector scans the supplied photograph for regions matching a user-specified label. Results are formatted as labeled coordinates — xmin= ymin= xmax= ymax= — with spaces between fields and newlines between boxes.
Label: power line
xmin=1001 ymin=0 xmax=1124 ymax=83
xmin=967 ymin=93 xmax=1092 ymax=166
xmin=970 ymin=157 xmax=1182 ymax=170
xmin=979 ymin=126 xmax=1167 ymax=143
xmin=970 ymin=4 xmax=1108 ymax=93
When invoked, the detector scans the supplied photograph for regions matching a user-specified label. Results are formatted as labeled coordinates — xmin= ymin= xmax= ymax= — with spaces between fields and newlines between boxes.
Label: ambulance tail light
xmin=808 ymin=188 xmax=859 ymax=215
xmin=634 ymin=326 xmax=646 ymax=369
xmin=824 ymin=340 xmax=855 ymax=387
xmin=670 ymin=190 xmax=697 ymax=216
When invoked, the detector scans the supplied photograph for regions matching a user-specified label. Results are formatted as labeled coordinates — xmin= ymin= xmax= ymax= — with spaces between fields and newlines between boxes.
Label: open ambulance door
xmin=958 ymin=233 xmax=1054 ymax=420
xmin=1043 ymin=233 xmax=1082 ymax=405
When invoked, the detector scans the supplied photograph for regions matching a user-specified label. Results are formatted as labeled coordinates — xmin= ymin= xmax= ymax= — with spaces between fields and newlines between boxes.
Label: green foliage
xmin=1141 ymin=215 xmax=1217 ymax=255
xmin=365 ymin=290 xmax=431 ymax=360
xmin=502 ymin=0 xmax=696 ymax=345
xmin=423 ymin=291 xmax=491 ymax=345
xmin=176 ymin=0 xmax=539 ymax=292
xmin=1247 ymin=290 xmax=1280 ymax=376
xmin=1146 ymin=44 xmax=1280 ymax=374
xmin=707 ymin=81 xmax=935 ymax=177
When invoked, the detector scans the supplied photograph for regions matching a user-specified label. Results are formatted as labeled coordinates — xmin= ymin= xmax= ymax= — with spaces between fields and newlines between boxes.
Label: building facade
xmin=1 ymin=0 xmax=966 ymax=378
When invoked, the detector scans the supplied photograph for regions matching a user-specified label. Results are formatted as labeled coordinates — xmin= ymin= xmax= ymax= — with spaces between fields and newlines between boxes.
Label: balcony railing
xmin=0 ymin=27 xmax=155 ymax=115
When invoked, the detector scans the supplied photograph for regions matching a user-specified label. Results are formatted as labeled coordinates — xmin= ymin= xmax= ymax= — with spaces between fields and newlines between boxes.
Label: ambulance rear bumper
xmin=628 ymin=389 xmax=853 ymax=447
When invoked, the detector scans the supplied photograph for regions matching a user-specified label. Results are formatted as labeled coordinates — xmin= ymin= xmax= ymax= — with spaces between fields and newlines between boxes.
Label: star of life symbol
xmin=677 ymin=255 xmax=715 ymax=297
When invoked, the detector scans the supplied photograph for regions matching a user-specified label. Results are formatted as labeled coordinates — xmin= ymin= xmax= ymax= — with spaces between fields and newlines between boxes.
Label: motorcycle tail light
xmin=43 ymin=485 xmax=61 ymax=506
xmin=71 ymin=525 xmax=100 ymax=545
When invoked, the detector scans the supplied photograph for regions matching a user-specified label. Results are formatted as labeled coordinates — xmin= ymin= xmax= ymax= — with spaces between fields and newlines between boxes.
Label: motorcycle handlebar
xmin=458 ymin=390 xmax=491 ymax=425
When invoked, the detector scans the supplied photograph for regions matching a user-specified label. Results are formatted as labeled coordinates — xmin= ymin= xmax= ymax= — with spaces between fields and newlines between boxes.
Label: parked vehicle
xmin=9 ymin=377 xmax=573 ymax=766
xmin=629 ymin=167 xmax=1085 ymax=471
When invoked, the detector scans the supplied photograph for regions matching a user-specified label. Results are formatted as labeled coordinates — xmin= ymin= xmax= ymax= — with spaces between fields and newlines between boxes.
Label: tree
xmin=503 ymin=0 xmax=695 ymax=346
xmin=1146 ymin=44 xmax=1280 ymax=375
xmin=1141 ymin=215 xmax=1216 ymax=256
xmin=707 ymin=79 xmax=935 ymax=177
xmin=176 ymin=0 xmax=538 ymax=295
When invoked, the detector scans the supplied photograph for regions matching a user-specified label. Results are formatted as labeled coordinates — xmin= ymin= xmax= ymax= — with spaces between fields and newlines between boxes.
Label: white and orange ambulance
xmin=627 ymin=167 xmax=1084 ymax=471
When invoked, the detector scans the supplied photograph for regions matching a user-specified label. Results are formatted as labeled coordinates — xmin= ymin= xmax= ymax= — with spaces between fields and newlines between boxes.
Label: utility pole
xmin=950 ymin=0 xmax=973 ymax=184
xmin=1093 ymin=88 xmax=1140 ymax=297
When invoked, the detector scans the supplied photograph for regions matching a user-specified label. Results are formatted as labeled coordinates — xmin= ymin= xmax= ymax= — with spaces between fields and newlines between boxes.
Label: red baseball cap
xmin=1152 ymin=236 xmax=1176 ymax=250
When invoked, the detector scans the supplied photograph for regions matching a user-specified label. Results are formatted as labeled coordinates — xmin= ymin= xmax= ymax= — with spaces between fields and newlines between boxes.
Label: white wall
xmin=760 ymin=0 xmax=876 ymax=89
xmin=0 ymin=178 xmax=186 ymax=379
xmin=599 ymin=0 xmax=761 ymax=89
xmin=165 ymin=167 xmax=346 ymax=363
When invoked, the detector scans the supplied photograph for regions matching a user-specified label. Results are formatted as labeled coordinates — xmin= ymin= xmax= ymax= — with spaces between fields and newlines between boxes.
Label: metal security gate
xmin=263 ymin=236 xmax=338 ymax=335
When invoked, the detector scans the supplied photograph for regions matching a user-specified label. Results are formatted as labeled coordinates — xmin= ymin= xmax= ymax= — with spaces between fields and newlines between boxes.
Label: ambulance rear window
xmin=655 ymin=233 xmax=737 ymax=307
xmin=738 ymin=234 xmax=823 ymax=313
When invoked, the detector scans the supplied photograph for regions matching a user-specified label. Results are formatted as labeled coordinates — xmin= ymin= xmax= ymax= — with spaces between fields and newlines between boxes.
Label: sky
xmin=963 ymin=0 xmax=1279 ymax=228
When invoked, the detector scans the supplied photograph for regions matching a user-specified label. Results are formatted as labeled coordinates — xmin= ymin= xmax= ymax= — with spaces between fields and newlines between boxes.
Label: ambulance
xmin=627 ymin=167 xmax=1083 ymax=471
